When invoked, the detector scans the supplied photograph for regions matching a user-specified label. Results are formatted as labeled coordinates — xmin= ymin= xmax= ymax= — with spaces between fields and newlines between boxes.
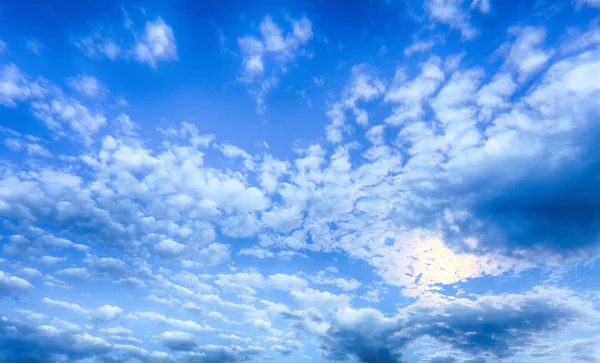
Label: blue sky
xmin=1 ymin=0 xmax=600 ymax=362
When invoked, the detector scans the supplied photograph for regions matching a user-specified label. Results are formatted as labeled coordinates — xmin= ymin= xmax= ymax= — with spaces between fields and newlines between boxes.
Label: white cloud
xmin=291 ymin=288 xmax=350 ymax=314
xmin=98 ymin=327 xmax=133 ymax=336
xmin=26 ymin=39 xmax=43 ymax=55
xmin=505 ymin=26 xmax=553 ymax=80
xmin=0 ymin=64 xmax=44 ymax=107
xmin=43 ymin=297 xmax=122 ymax=323
xmin=470 ymin=0 xmax=491 ymax=13
xmin=310 ymin=271 xmax=361 ymax=291
xmin=20 ymin=267 xmax=42 ymax=277
xmin=31 ymin=96 xmax=107 ymax=143
xmin=266 ymin=273 xmax=307 ymax=291
xmin=128 ymin=312 xmax=217 ymax=333
xmin=40 ymin=256 xmax=67 ymax=265
xmin=0 ymin=270 xmax=33 ymax=297
xmin=68 ymin=74 xmax=106 ymax=98
xmin=134 ymin=17 xmax=178 ymax=68
xmin=238 ymin=15 xmax=313 ymax=78
xmin=326 ymin=64 xmax=385 ymax=142
xmin=92 ymin=305 xmax=123 ymax=323
xmin=237 ymin=15 xmax=313 ymax=114
xmin=155 ymin=238 xmax=187 ymax=257
xmin=43 ymin=297 xmax=89 ymax=316
xmin=385 ymin=57 xmax=444 ymax=125
xmin=4 ymin=138 xmax=51 ymax=157
xmin=425 ymin=0 xmax=479 ymax=40
xmin=404 ymin=39 xmax=436 ymax=56
xmin=76 ymin=34 xmax=121 ymax=60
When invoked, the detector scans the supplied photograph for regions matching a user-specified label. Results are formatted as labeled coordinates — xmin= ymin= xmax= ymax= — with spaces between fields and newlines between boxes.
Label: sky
xmin=1 ymin=0 xmax=600 ymax=362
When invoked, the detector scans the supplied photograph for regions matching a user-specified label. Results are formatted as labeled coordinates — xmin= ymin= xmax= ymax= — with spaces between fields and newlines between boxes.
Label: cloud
xmin=326 ymin=64 xmax=385 ymax=142
xmin=75 ymin=34 xmax=121 ymax=60
xmin=128 ymin=311 xmax=218 ymax=333
xmin=568 ymin=336 xmax=600 ymax=362
xmin=404 ymin=39 xmax=436 ymax=56
xmin=266 ymin=273 xmax=307 ymax=291
xmin=43 ymin=297 xmax=123 ymax=323
xmin=0 ymin=317 xmax=111 ymax=362
xmin=237 ymin=15 xmax=313 ymax=114
xmin=31 ymin=95 xmax=107 ymax=143
xmin=577 ymin=0 xmax=600 ymax=8
xmin=68 ymin=74 xmax=106 ymax=98
xmin=92 ymin=305 xmax=123 ymax=323
xmin=25 ymin=40 xmax=42 ymax=55
xmin=504 ymin=26 xmax=553 ymax=80
xmin=155 ymin=238 xmax=187 ymax=257
xmin=318 ymin=287 xmax=598 ymax=362
xmin=159 ymin=331 xmax=197 ymax=351
xmin=134 ymin=17 xmax=178 ymax=68
xmin=76 ymin=16 xmax=177 ymax=69
xmin=238 ymin=246 xmax=306 ymax=260
xmin=0 ymin=64 xmax=44 ymax=107
xmin=425 ymin=0 xmax=479 ymax=40
xmin=0 ymin=270 xmax=33 ymax=298
xmin=3 ymin=137 xmax=51 ymax=158
xmin=182 ymin=344 xmax=266 ymax=363
xmin=384 ymin=56 xmax=444 ymax=125
xmin=310 ymin=269 xmax=361 ymax=291
xmin=238 ymin=15 xmax=313 ymax=78
xmin=291 ymin=288 xmax=350 ymax=314
xmin=40 ymin=256 xmax=66 ymax=265
xmin=470 ymin=0 xmax=491 ymax=12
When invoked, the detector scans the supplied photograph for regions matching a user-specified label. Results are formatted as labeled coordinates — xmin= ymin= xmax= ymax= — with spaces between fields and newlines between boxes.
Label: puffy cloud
xmin=238 ymin=15 xmax=313 ymax=77
xmin=504 ymin=26 xmax=553 ymax=80
xmin=128 ymin=311 xmax=218 ymax=333
xmin=310 ymin=269 xmax=361 ymax=292
xmin=134 ymin=17 xmax=178 ymax=68
xmin=425 ymin=0 xmax=479 ymax=40
xmin=68 ymin=74 xmax=106 ymax=98
xmin=155 ymin=238 xmax=187 ymax=257
xmin=318 ymin=287 xmax=598 ymax=362
xmin=0 ymin=317 xmax=111 ymax=362
xmin=291 ymin=288 xmax=350 ymax=314
xmin=43 ymin=297 xmax=122 ymax=323
xmin=159 ymin=331 xmax=197 ymax=351
xmin=384 ymin=57 xmax=444 ymax=125
xmin=31 ymin=95 xmax=107 ymax=142
xmin=4 ymin=137 xmax=52 ymax=158
xmin=0 ymin=270 xmax=33 ymax=298
xmin=266 ymin=273 xmax=307 ymax=291
xmin=92 ymin=305 xmax=123 ymax=323
xmin=237 ymin=15 xmax=313 ymax=114
xmin=0 ymin=64 xmax=44 ymax=107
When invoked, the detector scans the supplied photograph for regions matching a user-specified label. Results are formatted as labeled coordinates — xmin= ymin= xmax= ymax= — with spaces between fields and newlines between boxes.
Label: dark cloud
xmin=317 ymin=288 xmax=596 ymax=362
xmin=184 ymin=345 xmax=266 ymax=363
xmin=0 ymin=317 xmax=110 ymax=362
xmin=460 ymin=122 xmax=600 ymax=255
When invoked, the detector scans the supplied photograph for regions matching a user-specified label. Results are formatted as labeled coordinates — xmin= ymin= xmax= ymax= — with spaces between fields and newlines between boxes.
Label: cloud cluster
xmin=1 ymin=2 xmax=600 ymax=362
xmin=76 ymin=16 xmax=177 ymax=69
